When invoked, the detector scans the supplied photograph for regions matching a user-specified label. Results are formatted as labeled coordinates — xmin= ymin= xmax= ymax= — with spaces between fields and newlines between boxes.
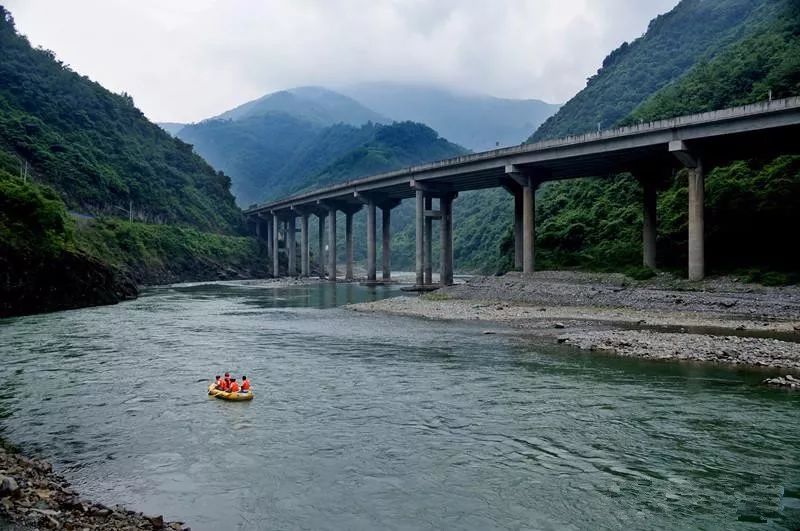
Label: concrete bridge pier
xmin=325 ymin=205 xmax=338 ymax=281
xmin=440 ymin=192 xmax=457 ymax=286
xmin=415 ymin=190 xmax=425 ymax=286
xmin=366 ymin=199 xmax=377 ymax=282
xmin=286 ymin=216 xmax=296 ymax=277
xmin=507 ymin=166 xmax=539 ymax=275
xmin=264 ymin=215 xmax=274 ymax=265
xmin=317 ymin=212 xmax=326 ymax=279
xmin=345 ymin=210 xmax=356 ymax=281
xmin=424 ymin=196 xmax=433 ymax=285
xmin=634 ymin=172 xmax=659 ymax=270
xmin=381 ymin=199 xmax=401 ymax=281
xmin=501 ymin=180 xmax=524 ymax=270
xmin=299 ymin=212 xmax=310 ymax=277
xmin=670 ymin=141 xmax=705 ymax=281
xmin=272 ymin=212 xmax=280 ymax=277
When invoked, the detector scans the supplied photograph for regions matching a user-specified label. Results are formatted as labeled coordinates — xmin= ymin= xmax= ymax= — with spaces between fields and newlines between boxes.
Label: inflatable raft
xmin=208 ymin=383 xmax=254 ymax=401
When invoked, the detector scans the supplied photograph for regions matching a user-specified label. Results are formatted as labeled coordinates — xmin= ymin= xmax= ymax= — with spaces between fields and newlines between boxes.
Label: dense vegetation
xmin=0 ymin=7 xmax=268 ymax=316
xmin=178 ymin=111 xmax=466 ymax=206
xmin=509 ymin=0 xmax=800 ymax=282
xmin=0 ymin=7 xmax=241 ymax=232
xmin=529 ymin=0 xmax=784 ymax=142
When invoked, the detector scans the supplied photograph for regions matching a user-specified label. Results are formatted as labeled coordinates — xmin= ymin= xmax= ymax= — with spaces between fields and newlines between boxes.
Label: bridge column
xmin=345 ymin=210 xmax=355 ymax=281
xmin=415 ymin=190 xmax=424 ymax=287
xmin=670 ymin=140 xmax=705 ymax=280
xmin=317 ymin=213 xmax=326 ymax=279
xmin=272 ymin=212 xmax=280 ymax=277
xmin=440 ymin=192 xmax=457 ymax=286
xmin=640 ymin=177 xmax=657 ymax=269
xmin=688 ymin=162 xmax=705 ymax=281
xmin=327 ymin=208 xmax=337 ymax=281
xmin=367 ymin=199 xmax=377 ymax=282
xmin=264 ymin=216 xmax=273 ymax=263
xmin=424 ymin=196 xmax=433 ymax=285
xmin=286 ymin=216 xmax=296 ymax=277
xmin=300 ymin=212 xmax=310 ymax=277
xmin=514 ymin=191 xmax=523 ymax=270
xmin=381 ymin=199 xmax=401 ymax=281
xmin=522 ymin=177 xmax=538 ymax=274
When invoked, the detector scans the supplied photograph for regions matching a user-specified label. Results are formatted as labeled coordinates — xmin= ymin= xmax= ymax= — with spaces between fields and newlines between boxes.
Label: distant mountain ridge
xmin=212 ymin=86 xmax=388 ymax=126
xmin=341 ymin=82 xmax=560 ymax=151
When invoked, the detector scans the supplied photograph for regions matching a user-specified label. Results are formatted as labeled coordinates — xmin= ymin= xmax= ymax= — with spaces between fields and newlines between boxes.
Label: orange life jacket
xmin=241 ymin=380 xmax=251 ymax=391
xmin=218 ymin=379 xmax=228 ymax=391
xmin=229 ymin=382 xmax=240 ymax=393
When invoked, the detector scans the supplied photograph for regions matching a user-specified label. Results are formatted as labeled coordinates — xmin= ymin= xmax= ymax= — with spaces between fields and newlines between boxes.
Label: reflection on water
xmin=0 ymin=280 xmax=799 ymax=531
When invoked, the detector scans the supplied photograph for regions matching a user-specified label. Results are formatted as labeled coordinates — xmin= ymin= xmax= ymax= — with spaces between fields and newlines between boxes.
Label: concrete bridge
xmin=245 ymin=97 xmax=800 ymax=285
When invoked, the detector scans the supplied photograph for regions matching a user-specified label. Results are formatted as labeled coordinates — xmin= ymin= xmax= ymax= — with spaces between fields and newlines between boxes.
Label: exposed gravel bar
xmin=349 ymin=272 xmax=800 ymax=374
xmin=0 ymin=444 xmax=189 ymax=530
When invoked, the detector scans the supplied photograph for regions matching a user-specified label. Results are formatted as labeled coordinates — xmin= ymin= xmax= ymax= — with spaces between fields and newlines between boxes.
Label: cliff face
xmin=0 ymin=248 xmax=137 ymax=318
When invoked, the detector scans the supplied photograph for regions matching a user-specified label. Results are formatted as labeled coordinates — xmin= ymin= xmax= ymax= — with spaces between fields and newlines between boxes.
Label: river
xmin=0 ymin=281 xmax=798 ymax=530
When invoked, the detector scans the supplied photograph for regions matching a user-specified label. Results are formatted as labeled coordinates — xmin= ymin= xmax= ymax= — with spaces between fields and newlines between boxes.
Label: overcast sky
xmin=6 ymin=0 xmax=679 ymax=123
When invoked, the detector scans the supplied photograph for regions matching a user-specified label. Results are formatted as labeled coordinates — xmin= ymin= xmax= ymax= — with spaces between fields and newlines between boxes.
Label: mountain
xmin=0 ymin=6 xmax=266 ymax=316
xmin=341 ymin=82 xmax=560 ymax=151
xmin=515 ymin=0 xmax=800 ymax=281
xmin=213 ymin=86 xmax=387 ymax=126
xmin=529 ymin=0 xmax=787 ymax=142
xmin=177 ymin=109 xmax=465 ymax=207
xmin=157 ymin=122 xmax=186 ymax=136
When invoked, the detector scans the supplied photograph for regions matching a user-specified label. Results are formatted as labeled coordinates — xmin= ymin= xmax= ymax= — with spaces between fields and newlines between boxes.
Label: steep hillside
xmin=305 ymin=121 xmax=468 ymax=190
xmin=343 ymin=82 xmax=560 ymax=151
xmin=214 ymin=86 xmax=387 ymax=126
xmin=530 ymin=0 xmax=784 ymax=142
xmin=515 ymin=0 xmax=800 ymax=281
xmin=0 ymin=8 xmax=241 ymax=233
xmin=0 ymin=7 xmax=267 ymax=316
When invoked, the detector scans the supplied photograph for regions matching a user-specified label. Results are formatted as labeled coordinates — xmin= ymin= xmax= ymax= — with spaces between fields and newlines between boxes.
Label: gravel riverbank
xmin=349 ymin=272 xmax=800 ymax=375
xmin=0 ymin=444 xmax=188 ymax=530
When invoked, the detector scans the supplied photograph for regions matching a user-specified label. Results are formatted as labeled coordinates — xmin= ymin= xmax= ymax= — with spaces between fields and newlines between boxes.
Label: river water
xmin=0 ymin=281 xmax=799 ymax=530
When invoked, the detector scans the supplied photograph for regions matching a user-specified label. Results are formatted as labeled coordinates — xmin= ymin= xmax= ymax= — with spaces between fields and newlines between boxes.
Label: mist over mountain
xmin=341 ymin=82 xmax=561 ymax=151
xmin=212 ymin=86 xmax=387 ymax=126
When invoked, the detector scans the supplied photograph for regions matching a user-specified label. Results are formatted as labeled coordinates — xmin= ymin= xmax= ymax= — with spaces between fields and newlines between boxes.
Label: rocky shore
xmin=349 ymin=272 xmax=800 ymax=377
xmin=0 ymin=444 xmax=188 ymax=530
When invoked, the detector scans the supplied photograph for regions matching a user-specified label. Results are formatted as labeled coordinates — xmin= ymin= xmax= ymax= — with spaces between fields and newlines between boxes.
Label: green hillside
xmin=530 ymin=0 xmax=785 ymax=142
xmin=0 ymin=7 xmax=266 ymax=316
xmin=0 ymin=8 xmax=241 ymax=232
xmin=512 ymin=0 xmax=800 ymax=282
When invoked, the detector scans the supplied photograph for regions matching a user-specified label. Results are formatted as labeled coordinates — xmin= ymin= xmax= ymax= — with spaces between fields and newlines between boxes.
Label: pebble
xmin=0 ymin=445 xmax=191 ymax=530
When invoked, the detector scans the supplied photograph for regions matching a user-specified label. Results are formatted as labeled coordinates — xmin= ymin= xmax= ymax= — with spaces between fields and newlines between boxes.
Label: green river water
xmin=0 ymin=281 xmax=798 ymax=530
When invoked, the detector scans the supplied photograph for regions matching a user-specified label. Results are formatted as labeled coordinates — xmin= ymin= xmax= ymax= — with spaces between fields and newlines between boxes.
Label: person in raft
xmin=241 ymin=375 xmax=251 ymax=393
xmin=215 ymin=374 xmax=228 ymax=391
xmin=228 ymin=378 xmax=240 ymax=393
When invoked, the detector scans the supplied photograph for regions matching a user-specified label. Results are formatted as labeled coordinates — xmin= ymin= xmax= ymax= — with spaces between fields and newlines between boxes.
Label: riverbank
xmin=0 ymin=443 xmax=189 ymax=530
xmin=349 ymin=272 xmax=800 ymax=373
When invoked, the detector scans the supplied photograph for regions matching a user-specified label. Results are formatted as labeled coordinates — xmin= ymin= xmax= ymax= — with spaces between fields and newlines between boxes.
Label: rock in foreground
xmin=0 ymin=444 xmax=189 ymax=530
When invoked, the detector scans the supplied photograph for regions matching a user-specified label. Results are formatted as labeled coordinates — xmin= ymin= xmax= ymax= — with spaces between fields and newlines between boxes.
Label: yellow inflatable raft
xmin=208 ymin=383 xmax=254 ymax=401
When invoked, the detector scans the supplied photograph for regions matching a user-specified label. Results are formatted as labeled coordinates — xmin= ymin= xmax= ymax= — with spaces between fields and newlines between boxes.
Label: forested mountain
xmin=530 ymin=0 xmax=785 ymax=142
xmin=0 ymin=9 xmax=241 ymax=232
xmin=517 ymin=0 xmax=800 ymax=281
xmin=178 ymin=111 xmax=465 ymax=206
xmin=0 ymin=7 xmax=265 ymax=316
xmin=213 ymin=86 xmax=387 ymax=126
xmin=342 ymin=82 xmax=560 ymax=151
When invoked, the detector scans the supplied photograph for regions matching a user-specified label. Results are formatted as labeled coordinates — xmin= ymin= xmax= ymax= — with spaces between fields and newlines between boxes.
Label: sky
xmin=5 ymin=0 xmax=680 ymax=123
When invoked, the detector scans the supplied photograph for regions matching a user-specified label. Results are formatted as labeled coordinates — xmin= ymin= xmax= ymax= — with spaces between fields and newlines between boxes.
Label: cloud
xmin=5 ymin=0 xmax=679 ymax=122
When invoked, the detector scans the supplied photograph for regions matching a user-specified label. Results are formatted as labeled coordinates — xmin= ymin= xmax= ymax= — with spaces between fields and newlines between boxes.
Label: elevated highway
xmin=245 ymin=97 xmax=800 ymax=284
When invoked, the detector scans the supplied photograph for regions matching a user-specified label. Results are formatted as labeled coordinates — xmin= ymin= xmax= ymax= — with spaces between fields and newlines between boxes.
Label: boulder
xmin=0 ymin=475 xmax=20 ymax=498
